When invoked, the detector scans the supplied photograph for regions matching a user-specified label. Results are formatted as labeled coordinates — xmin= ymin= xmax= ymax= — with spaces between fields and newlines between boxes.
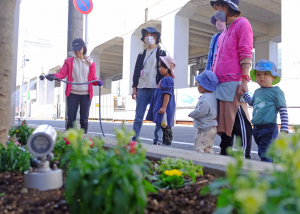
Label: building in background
xmin=19 ymin=0 xmax=300 ymax=125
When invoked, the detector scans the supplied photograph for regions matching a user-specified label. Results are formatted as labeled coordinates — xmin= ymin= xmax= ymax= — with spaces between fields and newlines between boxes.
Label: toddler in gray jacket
xmin=189 ymin=70 xmax=219 ymax=154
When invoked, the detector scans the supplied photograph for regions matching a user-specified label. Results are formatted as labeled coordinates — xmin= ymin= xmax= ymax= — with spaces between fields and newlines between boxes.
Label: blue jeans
xmin=132 ymin=88 xmax=162 ymax=142
xmin=253 ymin=123 xmax=278 ymax=162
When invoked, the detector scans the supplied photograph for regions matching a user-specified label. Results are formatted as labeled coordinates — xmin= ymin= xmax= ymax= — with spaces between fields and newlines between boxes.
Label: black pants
xmin=67 ymin=93 xmax=91 ymax=134
xmin=162 ymin=126 xmax=173 ymax=146
xmin=220 ymin=106 xmax=252 ymax=158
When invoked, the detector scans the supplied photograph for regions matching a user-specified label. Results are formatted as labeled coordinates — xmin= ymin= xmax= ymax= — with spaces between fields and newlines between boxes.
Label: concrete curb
xmin=30 ymin=125 xmax=275 ymax=177
xmin=100 ymin=137 xmax=274 ymax=177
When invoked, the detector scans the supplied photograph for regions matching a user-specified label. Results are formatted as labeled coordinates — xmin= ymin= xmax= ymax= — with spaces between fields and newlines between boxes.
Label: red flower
xmin=129 ymin=147 xmax=136 ymax=154
xmin=89 ymin=138 xmax=94 ymax=148
xmin=129 ymin=141 xmax=136 ymax=148
xmin=64 ymin=138 xmax=70 ymax=145
xmin=129 ymin=141 xmax=137 ymax=154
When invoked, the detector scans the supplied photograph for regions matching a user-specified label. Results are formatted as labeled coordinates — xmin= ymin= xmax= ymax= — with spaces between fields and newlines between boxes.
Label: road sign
xmin=73 ymin=0 xmax=93 ymax=15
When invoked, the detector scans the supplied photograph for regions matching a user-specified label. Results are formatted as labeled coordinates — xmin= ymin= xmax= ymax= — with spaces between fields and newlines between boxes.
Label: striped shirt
xmin=243 ymin=91 xmax=289 ymax=133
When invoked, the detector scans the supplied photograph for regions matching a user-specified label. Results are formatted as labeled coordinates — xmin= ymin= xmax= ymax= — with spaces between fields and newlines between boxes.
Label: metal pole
xmin=21 ymin=55 xmax=25 ymax=118
xmin=65 ymin=0 xmax=83 ymax=130
xmin=85 ymin=14 xmax=88 ymax=50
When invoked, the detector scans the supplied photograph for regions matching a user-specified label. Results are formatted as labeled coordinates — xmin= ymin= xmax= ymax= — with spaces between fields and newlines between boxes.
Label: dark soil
xmin=146 ymin=174 xmax=217 ymax=214
xmin=0 ymin=172 xmax=68 ymax=214
xmin=0 ymin=172 xmax=216 ymax=214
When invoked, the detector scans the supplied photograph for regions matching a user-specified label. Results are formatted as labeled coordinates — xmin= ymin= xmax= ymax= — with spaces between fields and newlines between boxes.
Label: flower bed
xmin=2 ymin=121 xmax=300 ymax=214
xmin=0 ymin=171 xmax=217 ymax=214
xmin=0 ymin=123 xmax=218 ymax=214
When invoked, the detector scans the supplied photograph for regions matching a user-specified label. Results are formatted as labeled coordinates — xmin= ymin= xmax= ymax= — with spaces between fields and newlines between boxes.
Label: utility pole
xmin=20 ymin=55 xmax=29 ymax=118
xmin=65 ymin=0 xmax=83 ymax=130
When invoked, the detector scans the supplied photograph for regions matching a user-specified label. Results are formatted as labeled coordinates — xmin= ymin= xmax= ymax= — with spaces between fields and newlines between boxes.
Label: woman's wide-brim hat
xmin=141 ymin=27 xmax=161 ymax=44
xmin=210 ymin=0 xmax=240 ymax=13
xmin=250 ymin=60 xmax=281 ymax=85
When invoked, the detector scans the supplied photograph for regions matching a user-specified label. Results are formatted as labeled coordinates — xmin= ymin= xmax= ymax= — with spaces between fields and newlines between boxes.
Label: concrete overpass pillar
xmin=255 ymin=41 xmax=278 ymax=66
xmin=122 ymin=34 xmax=143 ymax=96
xmin=161 ymin=13 xmax=189 ymax=89
xmin=91 ymin=53 xmax=101 ymax=96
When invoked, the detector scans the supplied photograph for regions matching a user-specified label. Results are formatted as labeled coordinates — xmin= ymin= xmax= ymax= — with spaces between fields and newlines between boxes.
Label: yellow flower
xmin=234 ymin=189 xmax=266 ymax=214
xmin=82 ymin=140 xmax=91 ymax=155
xmin=65 ymin=129 xmax=78 ymax=147
xmin=16 ymin=130 xmax=19 ymax=133
xmin=164 ymin=169 xmax=183 ymax=177
xmin=274 ymin=138 xmax=288 ymax=151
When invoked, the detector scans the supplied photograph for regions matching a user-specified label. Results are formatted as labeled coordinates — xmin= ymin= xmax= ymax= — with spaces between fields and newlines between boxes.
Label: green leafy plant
xmin=151 ymin=169 xmax=192 ymax=189
xmin=0 ymin=142 xmax=31 ymax=173
xmin=201 ymin=131 xmax=300 ymax=214
xmin=9 ymin=120 xmax=34 ymax=145
xmin=154 ymin=157 xmax=203 ymax=181
xmin=62 ymin=124 xmax=156 ymax=214
xmin=52 ymin=131 xmax=73 ymax=162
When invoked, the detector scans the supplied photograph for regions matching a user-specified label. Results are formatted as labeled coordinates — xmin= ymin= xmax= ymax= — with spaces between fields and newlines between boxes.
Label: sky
xmin=17 ymin=0 xmax=158 ymax=86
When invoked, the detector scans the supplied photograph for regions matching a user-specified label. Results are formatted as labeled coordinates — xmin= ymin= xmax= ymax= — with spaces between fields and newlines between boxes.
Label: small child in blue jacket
xmin=241 ymin=60 xmax=289 ymax=162
xmin=146 ymin=56 xmax=176 ymax=146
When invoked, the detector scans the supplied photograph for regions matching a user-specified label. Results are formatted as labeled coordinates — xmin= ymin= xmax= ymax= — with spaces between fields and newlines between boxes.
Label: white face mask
xmin=144 ymin=36 xmax=156 ymax=45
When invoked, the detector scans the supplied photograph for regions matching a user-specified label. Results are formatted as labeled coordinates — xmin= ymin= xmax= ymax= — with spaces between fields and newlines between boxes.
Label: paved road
xmin=16 ymin=118 xmax=261 ymax=161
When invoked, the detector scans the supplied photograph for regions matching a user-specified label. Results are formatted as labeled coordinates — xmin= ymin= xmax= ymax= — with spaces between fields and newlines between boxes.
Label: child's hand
xmin=238 ymin=89 xmax=245 ymax=96
xmin=159 ymin=107 xmax=166 ymax=114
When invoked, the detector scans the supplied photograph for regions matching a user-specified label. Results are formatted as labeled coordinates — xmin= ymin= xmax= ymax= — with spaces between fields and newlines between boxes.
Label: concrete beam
xmin=102 ymin=51 xmax=123 ymax=57
xmin=189 ymin=19 xmax=218 ymax=35
xmin=100 ymin=59 xmax=123 ymax=65
xmin=189 ymin=41 xmax=209 ymax=48
xmin=100 ymin=61 xmax=122 ymax=70
xmin=190 ymin=14 xmax=268 ymax=37
xmin=189 ymin=33 xmax=211 ymax=47
xmin=240 ymin=0 xmax=281 ymax=15
xmin=254 ymin=22 xmax=281 ymax=44
xmin=91 ymin=37 xmax=123 ymax=55
xmin=189 ymin=29 xmax=214 ymax=38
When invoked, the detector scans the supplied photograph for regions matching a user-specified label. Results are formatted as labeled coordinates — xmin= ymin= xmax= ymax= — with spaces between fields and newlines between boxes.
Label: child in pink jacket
xmin=210 ymin=0 xmax=253 ymax=158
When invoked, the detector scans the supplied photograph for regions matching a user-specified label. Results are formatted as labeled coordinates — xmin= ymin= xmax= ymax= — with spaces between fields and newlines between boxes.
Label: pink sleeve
xmin=237 ymin=19 xmax=253 ymax=61
xmin=54 ymin=61 xmax=68 ymax=79
xmin=91 ymin=63 xmax=98 ymax=86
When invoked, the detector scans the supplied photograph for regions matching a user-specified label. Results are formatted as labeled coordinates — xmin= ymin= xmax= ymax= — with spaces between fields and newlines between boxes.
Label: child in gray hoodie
xmin=189 ymin=70 xmax=219 ymax=154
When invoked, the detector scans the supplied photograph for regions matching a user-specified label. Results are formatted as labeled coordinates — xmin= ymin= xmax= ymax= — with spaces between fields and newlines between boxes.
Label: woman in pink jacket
xmin=210 ymin=0 xmax=253 ymax=158
xmin=46 ymin=38 xmax=103 ymax=134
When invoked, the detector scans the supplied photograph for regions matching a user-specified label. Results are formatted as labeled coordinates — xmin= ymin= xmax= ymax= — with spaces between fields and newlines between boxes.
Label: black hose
xmin=39 ymin=75 xmax=105 ymax=137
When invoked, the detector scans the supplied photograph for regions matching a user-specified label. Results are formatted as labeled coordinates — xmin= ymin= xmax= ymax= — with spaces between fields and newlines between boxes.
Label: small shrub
xmin=62 ymin=124 xmax=156 ymax=214
xmin=52 ymin=131 xmax=73 ymax=162
xmin=201 ymin=132 xmax=300 ymax=214
xmin=155 ymin=157 xmax=203 ymax=181
xmin=9 ymin=120 xmax=34 ymax=145
xmin=151 ymin=169 xmax=192 ymax=189
xmin=0 ymin=142 xmax=31 ymax=173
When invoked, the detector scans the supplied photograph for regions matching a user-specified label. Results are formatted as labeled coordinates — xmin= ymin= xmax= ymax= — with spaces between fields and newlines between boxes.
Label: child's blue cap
xmin=195 ymin=70 xmax=219 ymax=92
xmin=250 ymin=60 xmax=281 ymax=85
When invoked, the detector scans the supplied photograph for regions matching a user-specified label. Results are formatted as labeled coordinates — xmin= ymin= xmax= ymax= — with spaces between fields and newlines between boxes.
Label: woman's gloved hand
xmin=46 ymin=74 xmax=55 ymax=81
xmin=97 ymin=79 xmax=103 ymax=86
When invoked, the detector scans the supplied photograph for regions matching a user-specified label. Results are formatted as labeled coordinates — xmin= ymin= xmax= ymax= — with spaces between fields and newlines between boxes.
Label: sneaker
xmin=153 ymin=141 xmax=162 ymax=146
